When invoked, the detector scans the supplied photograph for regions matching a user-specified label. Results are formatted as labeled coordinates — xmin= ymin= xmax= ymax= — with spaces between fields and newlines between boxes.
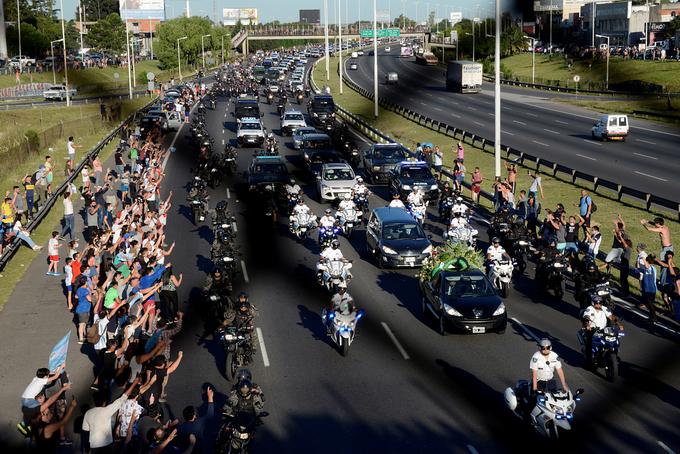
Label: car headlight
xmin=402 ymin=185 xmax=411 ymax=191
xmin=312 ymin=112 xmax=318 ymax=117
xmin=372 ymin=166 xmax=381 ymax=171
xmin=382 ymin=245 xmax=398 ymax=255
xmin=430 ymin=184 xmax=438 ymax=190
xmin=422 ymin=245 xmax=433 ymax=255
xmin=443 ymin=303 xmax=463 ymax=317
xmin=492 ymin=302 xmax=506 ymax=316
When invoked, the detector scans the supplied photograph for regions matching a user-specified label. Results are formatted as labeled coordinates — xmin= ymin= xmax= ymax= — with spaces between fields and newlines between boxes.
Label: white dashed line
xmin=525 ymin=112 xmax=538 ymax=117
xmin=502 ymin=106 xmax=513 ymax=111
xmin=510 ymin=317 xmax=540 ymax=342
xmin=222 ymin=139 xmax=225 ymax=145
xmin=488 ymin=112 xmax=495 ymax=116
xmin=658 ymin=441 xmax=677 ymax=454
xmin=240 ymin=260 xmax=250 ymax=283
xmin=419 ymin=102 xmax=427 ymax=106
xmin=468 ymin=107 xmax=477 ymax=111
xmin=433 ymin=107 xmax=443 ymax=112
xmin=256 ymin=328 xmax=270 ymax=367
xmin=532 ymin=140 xmax=549 ymax=147
xmin=513 ymin=120 xmax=526 ymax=126
xmin=543 ymin=128 xmax=560 ymax=135
xmin=501 ymin=130 xmax=515 ymax=136
xmin=583 ymin=139 xmax=602 ymax=146
xmin=226 ymin=188 xmax=231 ymax=199
xmin=633 ymin=152 xmax=657 ymax=160
xmin=231 ymin=222 xmax=238 ymax=233
xmin=381 ymin=322 xmax=410 ymax=360
xmin=451 ymin=113 xmax=462 ymax=119
xmin=450 ymin=101 xmax=459 ymax=105
xmin=576 ymin=153 xmax=597 ymax=161
xmin=634 ymin=171 xmax=667 ymax=182
xmin=555 ymin=120 xmax=569 ymax=125
xmin=474 ymin=121 xmax=485 ymax=126
xmin=635 ymin=138 xmax=657 ymax=145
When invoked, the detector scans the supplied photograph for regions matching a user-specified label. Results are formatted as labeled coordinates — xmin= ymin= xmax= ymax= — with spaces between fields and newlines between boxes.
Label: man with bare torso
xmin=641 ymin=217 xmax=672 ymax=258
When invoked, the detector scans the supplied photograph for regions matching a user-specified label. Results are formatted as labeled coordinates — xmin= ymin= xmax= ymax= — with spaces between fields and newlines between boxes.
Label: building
xmin=127 ymin=19 xmax=161 ymax=57
xmin=299 ymin=9 xmax=321 ymax=24
xmin=580 ymin=1 xmax=649 ymax=46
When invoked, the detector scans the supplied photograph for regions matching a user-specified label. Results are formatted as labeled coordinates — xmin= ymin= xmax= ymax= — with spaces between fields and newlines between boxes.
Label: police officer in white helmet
xmin=530 ymin=338 xmax=569 ymax=394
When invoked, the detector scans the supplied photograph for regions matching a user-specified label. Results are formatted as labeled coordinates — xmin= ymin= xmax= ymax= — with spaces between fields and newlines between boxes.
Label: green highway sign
xmin=360 ymin=28 xmax=401 ymax=38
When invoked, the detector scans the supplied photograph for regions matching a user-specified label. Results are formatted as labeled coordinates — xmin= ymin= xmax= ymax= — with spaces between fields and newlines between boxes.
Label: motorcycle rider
xmin=407 ymin=187 xmax=425 ymax=207
xmin=187 ymin=177 xmax=209 ymax=219
xmin=325 ymin=282 xmax=356 ymax=329
xmin=222 ymin=292 xmax=258 ymax=358
xmin=451 ymin=196 xmax=468 ymax=218
xmin=352 ymin=176 xmax=370 ymax=197
xmin=581 ymin=296 xmax=624 ymax=366
xmin=535 ymin=238 xmax=561 ymax=284
xmin=336 ymin=193 xmax=357 ymax=227
xmin=449 ymin=211 xmax=468 ymax=229
xmin=530 ymin=338 xmax=569 ymax=396
xmin=285 ymin=179 xmax=302 ymax=197
xmin=222 ymin=377 xmax=264 ymax=419
xmin=290 ymin=198 xmax=315 ymax=230
xmin=486 ymin=237 xmax=511 ymax=278
xmin=574 ymin=260 xmax=607 ymax=309
xmin=213 ymin=200 xmax=232 ymax=226
xmin=388 ymin=193 xmax=405 ymax=208
xmin=316 ymin=240 xmax=346 ymax=284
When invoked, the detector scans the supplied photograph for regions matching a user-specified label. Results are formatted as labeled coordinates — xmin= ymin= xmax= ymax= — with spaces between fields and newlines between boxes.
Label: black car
xmin=304 ymin=149 xmax=345 ymax=177
xmin=420 ymin=268 xmax=507 ymax=335
xmin=138 ymin=114 xmax=162 ymax=139
xmin=307 ymin=94 xmax=336 ymax=131
xmin=247 ymin=156 xmax=290 ymax=190
xmin=234 ymin=96 xmax=261 ymax=122
xmin=362 ymin=143 xmax=410 ymax=184
xmin=366 ymin=207 xmax=432 ymax=268
xmin=388 ymin=161 xmax=439 ymax=201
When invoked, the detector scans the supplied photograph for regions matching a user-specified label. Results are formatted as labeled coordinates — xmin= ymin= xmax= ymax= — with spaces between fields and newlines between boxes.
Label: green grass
xmin=315 ymin=57 xmax=680 ymax=302
xmin=500 ymin=53 xmax=680 ymax=92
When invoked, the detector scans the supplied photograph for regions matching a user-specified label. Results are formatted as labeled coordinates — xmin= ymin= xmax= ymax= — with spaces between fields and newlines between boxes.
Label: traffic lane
xmin=349 ymin=53 xmax=680 ymax=195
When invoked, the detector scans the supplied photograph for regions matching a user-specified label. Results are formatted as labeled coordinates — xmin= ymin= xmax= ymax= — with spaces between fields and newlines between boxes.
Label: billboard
xmin=118 ymin=0 xmax=165 ymax=20
xmin=299 ymin=9 xmax=320 ymax=24
xmin=223 ymin=8 xmax=259 ymax=26
xmin=449 ymin=12 xmax=462 ymax=26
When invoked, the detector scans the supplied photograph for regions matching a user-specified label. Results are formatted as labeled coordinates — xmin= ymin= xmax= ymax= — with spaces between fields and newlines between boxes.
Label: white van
xmin=591 ymin=114 xmax=629 ymax=141
xmin=385 ymin=72 xmax=398 ymax=84
xmin=351 ymin=51 xmax=358 ymax=59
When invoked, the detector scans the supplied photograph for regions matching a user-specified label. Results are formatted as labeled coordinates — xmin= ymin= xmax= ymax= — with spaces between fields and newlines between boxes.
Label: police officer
xmin=574 ymin=260 xmax=607 ymax=309
xmin=486 ymin=237 xmax=511 ymax=277
xmin=581 ymin=296 xmax=623 ymax=366
xmin=530 ymin=338 xmax=569 ymax=394
xmin=223 ymin=293 xmax=258 ymax=359
xmin=223 ymin=378 xmax=264 ymax=419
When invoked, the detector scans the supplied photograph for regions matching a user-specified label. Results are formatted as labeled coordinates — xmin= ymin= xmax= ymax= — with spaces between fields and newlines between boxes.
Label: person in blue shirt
xmin=173 ymin=386 xmax=215 ymax=452
xmin=74 ymin=278 xmax=92 ymax=344
xmin=578 ymin=189 xmax=593 ymax=234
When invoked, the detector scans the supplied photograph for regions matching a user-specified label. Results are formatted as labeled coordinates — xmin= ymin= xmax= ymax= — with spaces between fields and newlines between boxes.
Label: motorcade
xmin=366 ymin=207 xmax=432 ymax=268
xmin=317 ymin=162 xmax=357 ymax=202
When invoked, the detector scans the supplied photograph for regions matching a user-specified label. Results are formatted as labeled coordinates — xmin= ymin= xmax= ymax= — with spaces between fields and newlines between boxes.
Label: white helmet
xmin=356 ymin=176 xmax=363 ymax=183
xmin=343 ymin=193 xmax=352 ymax=201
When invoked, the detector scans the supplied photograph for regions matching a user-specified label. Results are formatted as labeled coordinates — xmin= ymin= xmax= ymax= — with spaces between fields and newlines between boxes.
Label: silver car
xmin=292 ymin=127 xmax=318 ymax=150
xmin=317 ymin=162 xmax=357 ymax=202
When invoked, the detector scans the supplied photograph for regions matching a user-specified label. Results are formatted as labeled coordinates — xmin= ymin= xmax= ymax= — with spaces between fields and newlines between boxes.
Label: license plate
xmin=472 ymin=327 xmax=486 ymax=334
xmin=404 ymin=258 xmax=415 ymax=266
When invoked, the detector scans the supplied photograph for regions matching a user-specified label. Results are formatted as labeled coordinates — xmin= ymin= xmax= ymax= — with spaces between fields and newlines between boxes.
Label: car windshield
xmin=253 ymin=163 xmax=287 ymax=176
xmin=372 ymin=146 xmax=408 ymax=161
xmin=323 ymin=168 xmax=354 ymax=180
xmin=294 ymin=128 xmax=316 ymax=137
xmin=444 ymin=275 xmax=496 ymax=298
xmin=305 ymin=139 xmax=333 ymax=149
xmin=240 ymin=123 xmax=261 ymax=130
xmin=310 ymin=152 xmax=341 ymax=164
xmin=400 ymin=167 xmax=431 ymax=179
xmin=382 ymin=222 xmax=425 ymax=240
xmin=236 ymin=104 xmax=258 ymax=115
xmin=285 ymin=114 xmax=304 ymax=121
xmin=312 ymin=99 xmax=335 ymax=110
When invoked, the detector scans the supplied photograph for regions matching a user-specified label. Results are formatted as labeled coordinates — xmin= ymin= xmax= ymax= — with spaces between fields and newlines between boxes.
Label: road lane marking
xmin=635 ymin=138 xmax=657 ymax=145
xmin=240 ymin=260 xmax=250 ymax=283
xmin=409 ymin=97 xmax=416 ymax=102
xmin=525 ymin=112 xmax=538 ymax=117
xmin=226 ymin=188 xmax=231 ymax=199
xmin=232 ymin=222 xmax=238 ymax=233
xmin=451 ymin=113 xmax=462 ymax=119
xmin=468 ymin=107 xmax=477 ymax=111
xmin=433 ymin=107 xmax=443 ymax=112
xmin=222 ymin=139 xmax=225 ymax=145
xmin=501 ymin=130 xmax=515 ymax=136
xmin=543 ymin=128 xmax=560 ymax=135
xmin=633 ymin=152 xmax=657 ymax=160
xmin=450 ymin=101 xmax=459 ymax=105
xmin=555 ymin=120 xmax=568 ymax=125
xmin=510 ymin=317 xmax=540 ymax=342
xmin=467 ymin=445 xmax=480 ymax=454
xmin=256 ymin=328 xmax=270 ymax=367
xmin=532 ymin=140 xmax=549 ymax=147
xmin=576 ymin=153 xmax=597 ymax=161
xmin=634 ymin=170 xmax=667 ymax=182
xmin=419 ymin=102 xmax=427 ymax=106
xmin=513 ymin=120 xmax=526 ymax=125
xmin=488 ymin=112 xmax=495 ymax=116
xmin=474 ymin=121 xmax=485 ymax=126
xmin=381 ymin=322 xmax=410 ymax=360
xmin=502 ymin=106 xmax=513 ymax=111
xmin=583 ymin=139 xmax=602 ymax=146
xmin=658 ymin=441 xmax=677 ymax=454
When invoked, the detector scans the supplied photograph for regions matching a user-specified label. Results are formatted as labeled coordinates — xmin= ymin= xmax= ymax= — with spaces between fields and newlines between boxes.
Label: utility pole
xmin=177 ymin=36 xmax=187 ymax=80
xmin=59 ymin=0 xmax=71 ymax=105
xmin=494 ymin=0 xmax=501 ymax=178
xmin=373 ymin=0 xmax=378 ymax=118
xmin=325 ymin=0 xmax=330 ymax=81
xmin=0 ymin=0 xmax=7 ymax=59
xmin=124 ymin=0 xmax=133 ymax=99
xmin=17 ymin=0 xmax=21 ymax=73
xmin=78 ymin=0 xmax=85 ymax=60
xmin=338 ymin=0 xmax=343 ymax=94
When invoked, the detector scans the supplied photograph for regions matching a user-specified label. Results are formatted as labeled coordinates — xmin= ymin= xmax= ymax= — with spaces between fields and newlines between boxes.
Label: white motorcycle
xmin=337 ymin=208 xmax=361 ymax=238
xmin=445 ymin=225 xmax=479 ymax=249
xmin=290 ymin=212 xmax=316 ymax=241
xmin=320 ymin=259 xmax=353 ymax=293
xmin=321 ymin=308 xmax=365 ymax=356
xmin=504 ymin=381 xmax=584 ymax=439
xmin=408 ymin=202 xmax=427 ymax=225
xmin=489 ymin=259 xmax=514 ymax=298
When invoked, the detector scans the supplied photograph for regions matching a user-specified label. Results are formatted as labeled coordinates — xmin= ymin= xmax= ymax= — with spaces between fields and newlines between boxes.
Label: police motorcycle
xmin=319 ymin=258 xmax=353 ymax=293
xmin=223 ymin=144 xmax=238 ymax=175
xmin=489 ymin=258 xmax=515 ymax=298
xmin=318 ymin=224 xmax=342 ymax=249
xmin=504 ymin=383 xmax=584 ymax=439
xmin=353 ymin=192 xmax=370 ymax=220
xmin=321 ymin=304 xmax=365 ymax=357
xmin=438 ymin=195 xmax=455 ymax=223
xmin=188 ymin=177 xmax=209 ymax=224
xmin=511 ymin=235 xmax=532 ymax=275
xmin=336 ymin=207 xmax=361 ymax=239
xmin=264 ymin=133 xmax=279 ymax=155
xmin=289 ymin=211 xmax=317 ymax=241
xmin=538 ymin=256 xmax=569 ymax=300
xmin=295 ymin=89 xmax=305 ymax=104
xmin=221 ymin=324 xmax=254 ymax=382
xmin=408 ymin=200 xmax=427 ymax=225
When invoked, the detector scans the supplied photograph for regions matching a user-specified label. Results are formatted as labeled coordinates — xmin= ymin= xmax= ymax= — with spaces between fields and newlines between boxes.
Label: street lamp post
xmin=123 ymin=0 xmax=133 ymax=99
xmin=78 ymin=0 xmax=85 ymax=61
xmin=524 ymin=35 xmax=535 ymax=84
xmin=201 ymin=34 xmax=211 ymax=69
xmin=596 ymin=34 xmax=610 ymax=90
xmin=325 ymin=0 xmax=330 ymax=81
xmin=130 ymin=36 xmax=139 ymax=88
xmin=16 ymin=0 xmax=21 ymax=73
xmin=494 ymin=0 xmax=501 ymax=178
xmin=373 ymin=0 xmax=378 ymax=118
xmin=58 ymin=0 xmax=71 ymax=106
xmin=549 ymin=0 xmax=553 ymax=54
xmin=338 ymin=0 xmax=343 ymax=94
xmin=177 ymin=36 xmax=188 ymax=80
xmin=50 ymin=39 xmax=64 ymax=85
xmin=221 ymin=34 xmax=225 ymax=66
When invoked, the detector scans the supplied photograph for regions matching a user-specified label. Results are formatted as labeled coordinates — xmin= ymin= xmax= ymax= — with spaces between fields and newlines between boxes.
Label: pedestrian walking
xmin=471 ymin=167 xmax=482 ymax=205
xmin=619 ymin=239 xmax=633 ymax=297
xmin=44 ymin=155 xmax=54 ymax=198
xmin=59 ymin=192 xmax=75 ymax=240
xmin=528 ymin=171 xmax=544 ymax=199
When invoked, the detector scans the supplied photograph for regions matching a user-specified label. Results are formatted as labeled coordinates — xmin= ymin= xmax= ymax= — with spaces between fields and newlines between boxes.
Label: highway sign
xmin=113 ymin=72 xmax=120 ymax=79
xmin=360 ymin=28 xmax=401 ymax=38
xmin=450 ymin=31 xmax=458 ymax=42
xmin=473 ymin=17 xmax=480 ymax=23
xmin=147 ymin=72 xmax=155 ymax=81
xmin=573 ymin=75 xmax=580 ymax=82
xmin=450 ymin=12 xmax=462 ymax=26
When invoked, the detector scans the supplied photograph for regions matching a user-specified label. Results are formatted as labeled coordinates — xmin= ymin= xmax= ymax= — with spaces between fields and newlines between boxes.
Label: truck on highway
xmin=43 ymin=84 xmax=77 ymax=101
xmin=400 ymin=46 xmax=413 ymax=58
xmin=415 ymin=52 xmax=438 ymax=65
xmin=446 ymin=61 xmax=483 ymax=94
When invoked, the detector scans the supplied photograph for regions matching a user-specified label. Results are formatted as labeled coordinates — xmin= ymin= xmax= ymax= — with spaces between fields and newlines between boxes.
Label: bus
xmin=400 ymin=46 xmax=413 ymax=58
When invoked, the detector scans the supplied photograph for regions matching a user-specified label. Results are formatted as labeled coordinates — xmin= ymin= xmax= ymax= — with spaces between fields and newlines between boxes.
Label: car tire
xmin=421 ymin=296 xmax=427 ymax=316
xmin=438 ymin=314 xmax=447 ymax=336
xmin=377 ymin=252 xmax=385 ymax=269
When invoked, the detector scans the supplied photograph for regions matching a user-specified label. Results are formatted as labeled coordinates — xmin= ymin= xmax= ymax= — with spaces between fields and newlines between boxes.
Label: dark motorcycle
xmin=221 ymin=325 xmax=254 ymax=381
xmin=510 ymin=235 xmax=531 ymax=274
xmin=576 ymin=278 xmax=612 ymax=310
xmin=266 ymin=92 xmax=274 ymax=104
xmin=438 ymin=196 xmax=454 ymax=223
xmin=214 ymin=411 xmax=268 ymax=454
xmin=354 ymin=193 xmax=369 ymax=220
xmin=538 ymin=257 xmax=568 ymax=300
xmin=296 ymin=90 xmax=304 ymax=104
xmin=577 ymin=326 xmax=624 ymax=382
xmin=223 ymin=145 xmax=238 ymax=174
xmin=190 ymin=197 xmax=208 ymax=224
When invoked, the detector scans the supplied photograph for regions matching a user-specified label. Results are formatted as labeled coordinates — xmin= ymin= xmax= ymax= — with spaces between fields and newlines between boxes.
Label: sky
xmin=63 ymin=0 xmax=511 ymax=23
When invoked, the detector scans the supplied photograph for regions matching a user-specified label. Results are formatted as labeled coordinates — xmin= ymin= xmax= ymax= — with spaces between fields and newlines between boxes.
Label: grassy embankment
xmin=315 ymin=56 xmax=680 ymax=303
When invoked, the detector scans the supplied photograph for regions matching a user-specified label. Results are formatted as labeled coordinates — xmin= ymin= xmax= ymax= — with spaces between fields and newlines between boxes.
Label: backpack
xmin=590 ymin=200 xmax=598 ymax=213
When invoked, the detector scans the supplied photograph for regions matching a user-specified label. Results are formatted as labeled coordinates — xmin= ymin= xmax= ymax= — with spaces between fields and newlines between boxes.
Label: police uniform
xmin=583 ymin=305 xmax=612 ymax=330
xmin=530 ymin=350 xmax=562 ymax=392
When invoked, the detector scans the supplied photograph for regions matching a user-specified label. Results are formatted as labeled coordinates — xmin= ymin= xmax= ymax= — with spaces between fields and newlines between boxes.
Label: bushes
xmin=24 ymin=130 xmax=40 ymax=153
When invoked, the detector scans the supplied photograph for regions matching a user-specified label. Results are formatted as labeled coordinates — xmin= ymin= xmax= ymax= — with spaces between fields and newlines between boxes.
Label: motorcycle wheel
xmin=225 ymin=351 xmax=236 ymax=381
xmin=605 ymin=352 xmax=618 ymax=383
xmin=554 ymin=283 xmax=564 ymax=300
xmin=346 ymin=225 xmax=353 ymax=239
xmin=546 ymin=420 xmax=559 ymax=440
xmin=501 ymin=282 xmax=510 ymax=298
xmin=340 ymin=337 xmax=350 ymax=357
xmin=516 ymin=257 xmax=526 ymax=274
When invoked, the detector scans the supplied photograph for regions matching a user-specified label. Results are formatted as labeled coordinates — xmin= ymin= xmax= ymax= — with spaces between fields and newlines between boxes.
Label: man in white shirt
xmin=67 ymin=136 xmax=79 ymax=166
xmin=82 ymin=378 xmax=140 ymax=451
xmin=486 ymin=237 xmax=510 ymax=277
xmin=581 ymin=297 xmax=623 ymax=366
xmin=388 ymin=194 xmax=405 ymax=208
xmin=59 ymin=192 xmax=75 ymax=240
xmin=530 ymin=338 xmax=568 ymax=393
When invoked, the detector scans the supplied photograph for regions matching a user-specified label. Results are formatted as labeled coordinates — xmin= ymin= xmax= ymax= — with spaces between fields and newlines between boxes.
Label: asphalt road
xmin=0 ymin=73 xmax=678 ymax=453
xmin=343 ymin=46 xmax=680 ymax=202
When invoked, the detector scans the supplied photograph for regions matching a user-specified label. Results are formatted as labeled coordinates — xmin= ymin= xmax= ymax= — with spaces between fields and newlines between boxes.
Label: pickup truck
xmin=43 ymin=85 xmax=77 ymax=101
xmin=9 ymin=55 xmax=36 ymax=68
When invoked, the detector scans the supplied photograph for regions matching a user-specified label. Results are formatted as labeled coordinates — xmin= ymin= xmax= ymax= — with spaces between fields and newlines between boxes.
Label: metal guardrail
xmin=0 ymin=98 xmax=158 ymax=272
xmin=335 ymin=62 xmax=680 ymax=220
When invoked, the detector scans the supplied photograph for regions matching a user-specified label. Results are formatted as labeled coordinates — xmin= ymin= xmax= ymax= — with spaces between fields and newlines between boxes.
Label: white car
xmin=10 ymin=55 xmax=36 ymax=68
xmin=384 ymin=47 xmax=391 ymax=53
xmin=357 ymin=50 xmax=365 ymax=56
xmin=43 ymin=85 xmax=77 ymax=101
xmin=237 ymin=117 xmax=266 ymax=147
xmin=281 ymin=110 xmax=307 ymax=136
xmin=591 ymin=114 xmax=629 ymax=142
xmin=349 ymin=61 xmax=358 ymax=70
xmin=317 ymin=162 xmax=357 ymax=202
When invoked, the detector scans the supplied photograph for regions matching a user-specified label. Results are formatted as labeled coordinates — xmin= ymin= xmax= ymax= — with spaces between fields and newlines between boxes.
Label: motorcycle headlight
xmin=597 ymin=290 xmax=609 ymax=296
xmin=372 ymin=166 xmax=381 ymax=171
xmin=223 ymin=333 xmax=237 ymax=341
xmin=518 ymin=240 xmax=529 ymax=246
xmin=492 ymin=302 xmax=506 ymax=316
xmin=222 ymin=256 xmax=234 ymax=262
xmin=209 ymin=295 xmax=219 ymax=301
xmin=237 ymin=431 xmax=249 ymax=440
xmin=401 ymin=185 xmax=411 ymax=191
xmin=312 ymin=112 xmax=318 ymax=117
xmin=422 ymin=245 xmax=433 ymax=255
xmin=382 ymin=245 xmax=398 ymax=255
xmin=430 ymin=184 xmax=438 ymax=190
xmin=443 ymin=303 xmax=463 ymax=316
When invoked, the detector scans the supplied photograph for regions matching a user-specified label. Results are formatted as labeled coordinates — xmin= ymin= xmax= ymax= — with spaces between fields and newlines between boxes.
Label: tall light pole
xmin=58 ymin=0 xmax=70 ymax=106
xmin=465 ymin=31 xmax=475 ymax=62
xmin=324 ymin=0 xmax=330 ymax=81
xmin=338 ymin=0 xmax=343 ymax=94
xmin=373 ymin=0 xmax=378 ymax=118
xmin=50 ymin=39 xmax=63 ymax=85
xmin=130 ymin=36 xmax=138 ymax=87
xmin=401 ymin=0 xmax=405 ymax=29
xmin=16 ymin=0 xmax=21 ymax=73
xmin=524 ymin=35 xmax=535 ymax=84
xmin=591 ymin=0 xmax=595 ymax=48
xmin=494 ymin=0 xmax=501 ymax=178
xmin=596 ymin=34 xmax=610 ymax=90
xmin=78 ymin=0 xmax=85 ymax=61
xmin=549 ymin=0 xmax=553 ymax=54
xmin=177 ymin=36 xmax=187 ymax=80
xmin=221 ymin=34 xmax=225 ymax=66
xmin=123 ymin=0 xmax=133 ymax=99
xmin=149 ymin=17 xmax=154 ymax=60
xmin=201 ymin=34 xmax=211 ymax=68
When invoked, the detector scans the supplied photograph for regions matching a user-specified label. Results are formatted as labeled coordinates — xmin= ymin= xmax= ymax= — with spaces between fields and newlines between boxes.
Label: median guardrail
xmin=334 ymin=59 xmax=680 ymax=220
xmin=0 ymin=97 xmax=158 ymax=272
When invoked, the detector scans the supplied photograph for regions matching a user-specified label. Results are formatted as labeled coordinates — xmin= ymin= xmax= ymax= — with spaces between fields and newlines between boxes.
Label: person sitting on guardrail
xmin=10 ymin=219 xmax=42 ymax=251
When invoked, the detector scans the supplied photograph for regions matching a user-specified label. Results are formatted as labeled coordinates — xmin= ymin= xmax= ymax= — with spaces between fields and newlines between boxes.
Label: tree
xmin=155 ymin=17 xmax=230 ymax=70
xmin=427 ymin=11 xmax=435 ymax=27
xmin=667 ymin=16 xmax=680 ymax=38
xmin=86 ymin=12 xmax=125 ymax=52
xmin=501 ymin=25 xmax=527 ymax=57
xmin=80 ymin=0 xmax=119 ymax=21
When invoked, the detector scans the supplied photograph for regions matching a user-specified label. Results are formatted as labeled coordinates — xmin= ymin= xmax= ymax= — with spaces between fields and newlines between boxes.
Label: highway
xmin=343 ymin=46 xmax=680 ymax=202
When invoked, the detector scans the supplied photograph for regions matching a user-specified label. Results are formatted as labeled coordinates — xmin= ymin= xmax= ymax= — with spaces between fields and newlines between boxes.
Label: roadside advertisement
xmin=223 ymin=8 xmax=259 ymax=26
xmin=533 ymin=0 xmax=563 ymax=12
xmin=449 ymin=12 xmax=462 ymax=26
xmin=118 ymin=0 xmax=165 ymax=20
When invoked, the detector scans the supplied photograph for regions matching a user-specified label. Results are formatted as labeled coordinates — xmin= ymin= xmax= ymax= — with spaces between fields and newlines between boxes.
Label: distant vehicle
xmin=385 ymin=72 xmax=398 ymax=84
xmin=446 ymin=61 xmax=483 ymax=93
xmin=280 ymin=110 xmax=307 ymax=136
xmin=307 ymin=94 xmax=336 ymax=132
xmin=415 ymin=52 xmax=438 ymax=65
xmin=236 ymin=117 xmax=266 ymax=147
xmin=591 ymin=114 xmax=629 ymax=142
xmin=43 ymin=85 xmax=77 ymax=101
xmin=349 ymin=61 xmax=358 ymax=70
xmin=234 ymin=96 xmax=261 ymax=122
xmin=357 ymin=50 xmax=365 ymax=56
xmin=247 ymin=155 xmax=290 ymax=190
xmin=9 ymin=55 xmax=36 ymax=68
xmin=400 ymin=46 xmax=413 ymax=58
xmin=292 ymin=127 xmax=319 ymax=150
xmin=351 ymin=51 xmax=358 ymax=58
xmin=384 ymin=46 xmax=391 ymax=53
